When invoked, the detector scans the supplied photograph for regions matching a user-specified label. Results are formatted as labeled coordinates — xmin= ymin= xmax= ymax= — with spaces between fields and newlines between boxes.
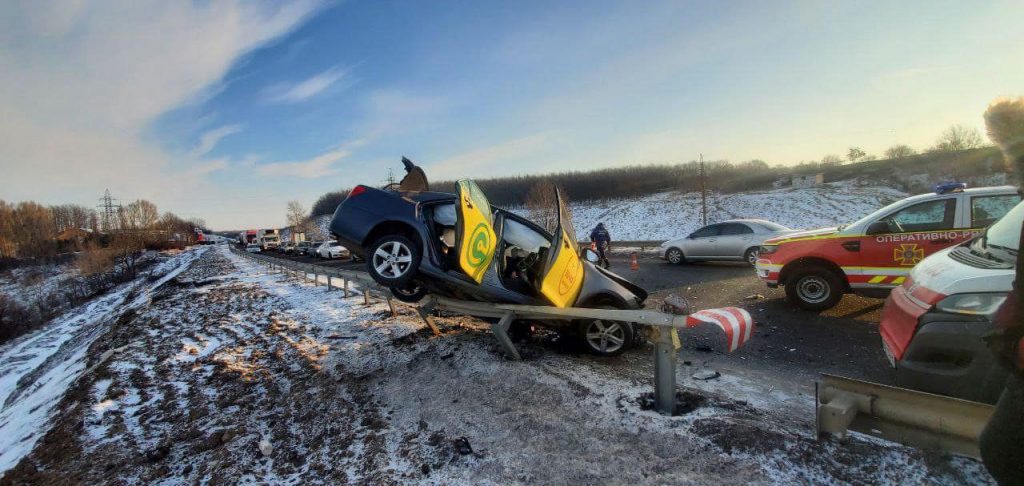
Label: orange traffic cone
xmin=630 ymin=252 xmax=639 ymax=271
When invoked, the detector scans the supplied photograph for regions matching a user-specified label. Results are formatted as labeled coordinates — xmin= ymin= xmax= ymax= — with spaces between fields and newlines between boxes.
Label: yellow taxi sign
xmin=455 ymin=180 xmax=496 ymax=283
xmin=538 ymin=188 xmax=584 ymax=307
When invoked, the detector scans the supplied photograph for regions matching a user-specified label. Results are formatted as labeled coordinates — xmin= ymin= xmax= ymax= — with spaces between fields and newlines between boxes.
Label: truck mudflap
xmin=816 ymin=374 xmax=994 ymax=458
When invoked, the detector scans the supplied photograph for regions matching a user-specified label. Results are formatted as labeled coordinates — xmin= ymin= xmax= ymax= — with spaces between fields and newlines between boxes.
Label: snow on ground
xmin=0 ymin=247 xmax=206 ymax=474
xmin=515 ymin=180 xmax=910 ymax=241
xmin=0 ymin=245 xmax=992 ymax=484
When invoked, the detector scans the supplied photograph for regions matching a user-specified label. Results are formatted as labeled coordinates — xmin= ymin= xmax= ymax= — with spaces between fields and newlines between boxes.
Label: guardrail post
xmin=314 ymin=270 xmax=318 ymax=287
xmin=363 ymin=289 xmax=371 ymax=305
xmin=344 ymin=279 xmax=350 ymax=298
xmin=491 ymin=311 xmax=521 ymax=360
xmin=385 ymin=297 xmax=397 ymax=317
xmin=653 ymin=327 xmax=677 ymax=415
xmin=327 ymin=275 xmax=333 ymax=290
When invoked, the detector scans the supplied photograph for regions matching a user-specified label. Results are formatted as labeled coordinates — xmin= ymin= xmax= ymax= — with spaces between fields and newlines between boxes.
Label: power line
xmin=699 ymin=154 xmax=708 ymax=226
xmin=97 ymin=188 xmax=121 ymax=233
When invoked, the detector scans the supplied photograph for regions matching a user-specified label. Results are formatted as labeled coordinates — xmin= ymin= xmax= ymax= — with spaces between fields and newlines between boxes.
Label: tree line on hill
xmin=308 ymin=124 xmax=1000 ymax=215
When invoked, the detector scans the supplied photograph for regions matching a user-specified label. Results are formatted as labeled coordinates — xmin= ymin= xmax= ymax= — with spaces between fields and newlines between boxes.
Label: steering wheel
xmin=516 ymin=252 xmax=538 ymax=273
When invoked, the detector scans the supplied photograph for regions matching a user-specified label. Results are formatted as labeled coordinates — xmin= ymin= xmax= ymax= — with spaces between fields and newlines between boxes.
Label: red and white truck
xmin=755 ymin=184 xmax=1020 ymax=310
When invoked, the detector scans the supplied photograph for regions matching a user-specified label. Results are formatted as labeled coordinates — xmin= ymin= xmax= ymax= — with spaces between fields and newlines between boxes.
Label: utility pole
xmin=699 ymin=154 xmax=708 ymax=226
xmin=385 ymin=169 xmax=396 ymax=187
xmin=97 ymin=189 xmax=121 ymax=233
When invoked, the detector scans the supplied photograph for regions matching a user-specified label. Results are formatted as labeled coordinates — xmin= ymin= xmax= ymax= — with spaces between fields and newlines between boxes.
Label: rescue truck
xmin=755 ymin=183 xmax=1020 ymax=310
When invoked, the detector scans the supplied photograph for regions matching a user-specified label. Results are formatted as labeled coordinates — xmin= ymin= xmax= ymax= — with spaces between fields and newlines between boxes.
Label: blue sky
xmin=1 ymin=0 xmax=1022 ymax=229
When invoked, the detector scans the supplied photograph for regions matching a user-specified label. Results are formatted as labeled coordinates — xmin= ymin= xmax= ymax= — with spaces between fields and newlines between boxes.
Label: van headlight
xmin=934 ymin=293 xmax=1008 ymax=317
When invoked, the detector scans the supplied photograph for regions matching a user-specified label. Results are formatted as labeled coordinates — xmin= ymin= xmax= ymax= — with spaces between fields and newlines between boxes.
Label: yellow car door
xmin=455 ymin=180 xmax=497 ymax=283
xmin=538 ymin=188 xmax=584 ymax=308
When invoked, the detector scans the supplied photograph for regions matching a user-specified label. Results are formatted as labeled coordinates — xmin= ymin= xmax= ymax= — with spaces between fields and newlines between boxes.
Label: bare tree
xmin=885 ymin=144 xmax=917 ymax=159
xmin=847 ymin=147 xmax=866 ymax=163
xmin=820 ymin=154 xmax=843 ymax=166
xmin=933 ymin=124 xmax=984 ymax=152
xmin=286 ymin=200 xmax=314 ymax=234
xmin=525 ymin=180 xmax=560 ymax=234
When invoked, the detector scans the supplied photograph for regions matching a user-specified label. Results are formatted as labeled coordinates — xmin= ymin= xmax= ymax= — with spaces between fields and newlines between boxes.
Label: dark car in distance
xmin=329 ymin=158 xmax=648 ymax=355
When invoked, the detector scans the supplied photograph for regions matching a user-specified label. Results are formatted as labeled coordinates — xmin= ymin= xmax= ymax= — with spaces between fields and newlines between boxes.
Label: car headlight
xmin=934 ymin=293 xmax=1008 ymax=317
xmin=659 ymin=241 xmax=669 ymax=248
xmin=759 ymin=245 xmax=778 ymax=255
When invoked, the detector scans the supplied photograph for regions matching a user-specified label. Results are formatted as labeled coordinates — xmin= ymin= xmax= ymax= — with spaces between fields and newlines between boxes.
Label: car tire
xmin=390 ymin=282 xmax=428 ymax=303
xmin=785 ymin=267 xmax=844 ymax=311
xmin=366 ymin=234 xmax=421 ymax=287
xmin=666 ymin=247 xmax=685 ymax=265
xmin=743 ymin=247 xmax=759 ymax=267
xmin=578 ymin=305 xmax=634 ymax=357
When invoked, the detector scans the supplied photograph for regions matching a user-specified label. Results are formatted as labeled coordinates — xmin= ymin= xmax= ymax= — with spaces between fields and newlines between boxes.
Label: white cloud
xmin=257 ymin=147 xmax=351 ymax=179
xmin=190 ymin=124 xmax=243 ymax=158
xmin=431 ymin=133 xmax=553 ymax=179
xmin=265 ymin=66 xmax=350 ymax=103
xmin=0 ymin=0 xmax=324 ymax=225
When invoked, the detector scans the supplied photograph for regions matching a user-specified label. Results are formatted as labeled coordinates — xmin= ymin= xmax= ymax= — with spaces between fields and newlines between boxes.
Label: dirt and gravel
xmin=0 ymin=246 xmax=994 ymax=484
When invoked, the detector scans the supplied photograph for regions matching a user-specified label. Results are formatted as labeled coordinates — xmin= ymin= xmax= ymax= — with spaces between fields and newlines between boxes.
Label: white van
xmin=879 ymin=199 xmax=1022 ymax=403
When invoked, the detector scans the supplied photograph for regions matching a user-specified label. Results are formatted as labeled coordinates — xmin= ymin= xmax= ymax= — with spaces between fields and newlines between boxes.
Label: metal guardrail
xmin=230 ymin=246 xmax=751 ymax=415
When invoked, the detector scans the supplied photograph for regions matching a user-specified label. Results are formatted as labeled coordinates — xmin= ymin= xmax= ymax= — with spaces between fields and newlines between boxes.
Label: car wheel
xmin=390 ymin=282 xmax=428 ymax=303
xmin=743 ymin=247 xmax=759 ymax=267
xmin=666 ymin=247 xmax=684 ymax=265
xmin=578 ymin=306 xmax=634 ymax=357
xmin=785 ymin=267 xmax=844 ymax=311
xmin=367 ymin=235 xmax=421 ymax=286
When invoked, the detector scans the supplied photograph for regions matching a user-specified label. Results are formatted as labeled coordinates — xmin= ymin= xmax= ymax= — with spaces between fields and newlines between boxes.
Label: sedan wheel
xmin=744 ymin=247 xmax=759 ymax=266
xmin=579 ymin=317 xmax=634 ymax=357
xmin=366 ymin=235 xmax=421 ymax=286
xmin=666 ymin=248 xmax=684 ymax=265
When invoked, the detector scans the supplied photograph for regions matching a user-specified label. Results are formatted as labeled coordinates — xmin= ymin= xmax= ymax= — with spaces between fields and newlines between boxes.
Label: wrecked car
xmin=329 ymin=158 xmax=648 ymax=356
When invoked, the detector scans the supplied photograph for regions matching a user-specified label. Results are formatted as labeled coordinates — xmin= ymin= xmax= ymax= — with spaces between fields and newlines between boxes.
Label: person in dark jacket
xmin=979 ymin=97 xmax=1024 ymax=486
xmin=590 ymin=223 xmax=611 ymax=268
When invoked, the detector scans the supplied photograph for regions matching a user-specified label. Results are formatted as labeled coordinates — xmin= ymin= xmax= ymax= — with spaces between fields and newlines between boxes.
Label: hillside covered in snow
xmin=550 ymin=181 xmax=909 ymax=241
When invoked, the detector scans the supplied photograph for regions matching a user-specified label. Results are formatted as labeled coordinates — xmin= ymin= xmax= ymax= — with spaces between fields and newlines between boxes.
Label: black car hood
xmin=592 ymin=264 xmax=648 ymax=302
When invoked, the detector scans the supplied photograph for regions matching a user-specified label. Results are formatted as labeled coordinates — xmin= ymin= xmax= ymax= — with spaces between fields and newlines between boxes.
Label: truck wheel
xmin=743 ymin=247 xmax=759 ymax=266
xmin=390 ymin=282 xmax=427 ymax=303
xmin=578 ymin=305 xmax=634 ymax=357
xmin=367 ymin=235 xmax=420 ymax=287
xmin=666 ymin=247 xmax=684 ymax=265
xmin=785 ymin=267 xmax=843 ymax=311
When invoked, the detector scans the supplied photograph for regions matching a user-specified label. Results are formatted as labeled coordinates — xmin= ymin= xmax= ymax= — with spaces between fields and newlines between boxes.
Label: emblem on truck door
xmin=893 ymin=244 xmax=924 ymax=266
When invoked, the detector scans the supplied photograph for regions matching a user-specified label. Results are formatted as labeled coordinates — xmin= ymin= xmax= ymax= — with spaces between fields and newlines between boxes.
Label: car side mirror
xmin=582 ymin=248 xmax=600 ymax=263
xmin=866 ymin=221 xmax=890 ymax=235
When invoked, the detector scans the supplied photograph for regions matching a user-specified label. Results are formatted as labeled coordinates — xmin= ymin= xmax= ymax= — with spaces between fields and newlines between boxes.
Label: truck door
xmin=537 ymin=188 xmax=584 ymax=308
xmin=860 ymin=197 xmax=960 ymax=285
xmin=454 ymin=180 xmax=497 ymax=284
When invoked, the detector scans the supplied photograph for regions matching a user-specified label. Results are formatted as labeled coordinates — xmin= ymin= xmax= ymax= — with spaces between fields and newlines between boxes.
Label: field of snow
xmin=551 ymin=180 xmax=910 ymax=241
xmin=0 ymin=246 xmax=992 ymax=483
xmin=0 ymin=248 xmax=206 ymax=473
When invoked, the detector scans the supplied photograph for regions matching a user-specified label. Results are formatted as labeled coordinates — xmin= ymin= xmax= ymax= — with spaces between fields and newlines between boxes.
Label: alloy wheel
xmin=373 ymin=241 xmax=413 ymax=278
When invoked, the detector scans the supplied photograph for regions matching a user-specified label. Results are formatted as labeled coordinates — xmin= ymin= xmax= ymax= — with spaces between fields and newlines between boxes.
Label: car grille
xmin=948 ymin=246 xmax=1013 ymax=270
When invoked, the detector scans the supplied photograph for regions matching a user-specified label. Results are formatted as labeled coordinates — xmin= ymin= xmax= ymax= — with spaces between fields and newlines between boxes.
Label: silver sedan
xmin=659 ymin=219 xmax=797 ymax=266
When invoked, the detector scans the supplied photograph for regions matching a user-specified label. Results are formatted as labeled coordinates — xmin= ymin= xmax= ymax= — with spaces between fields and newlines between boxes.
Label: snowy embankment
xmin=0 ymin=247 xmax=206 ymax=474
xmin=0 ymin=245 xmax=991 ymax=484
xmin=519 ymin=181 xmax=910 ymax=241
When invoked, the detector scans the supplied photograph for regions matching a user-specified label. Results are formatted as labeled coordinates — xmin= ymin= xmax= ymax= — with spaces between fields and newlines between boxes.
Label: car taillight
xmin=349 ymin=185 xmax=367 ymax=198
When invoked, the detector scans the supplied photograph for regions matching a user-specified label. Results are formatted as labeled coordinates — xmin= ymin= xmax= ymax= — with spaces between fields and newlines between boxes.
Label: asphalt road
xmin=259 ymin=247 xmax=896 ymax=392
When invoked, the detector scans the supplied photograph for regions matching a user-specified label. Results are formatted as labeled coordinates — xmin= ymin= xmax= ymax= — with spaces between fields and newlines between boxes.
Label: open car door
xmin=454 ymin=180 xmax=497 ymax=283
xmin=538 ymin=188 xmax=584 ymax=308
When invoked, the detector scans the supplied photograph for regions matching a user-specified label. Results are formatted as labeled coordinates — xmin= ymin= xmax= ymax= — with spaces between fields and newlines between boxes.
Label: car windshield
xmin=981 ymin=200 xmax=1023 ymax=254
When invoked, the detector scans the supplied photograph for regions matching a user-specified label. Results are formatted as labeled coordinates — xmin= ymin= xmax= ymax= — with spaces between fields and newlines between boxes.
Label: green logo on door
xmin=467 ymin=223 xmax=491 ymax=268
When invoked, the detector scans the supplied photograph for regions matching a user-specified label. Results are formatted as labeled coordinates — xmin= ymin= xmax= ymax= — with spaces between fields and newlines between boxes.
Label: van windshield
xmin=984 ymin=200 xmax=1023 ymax=253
